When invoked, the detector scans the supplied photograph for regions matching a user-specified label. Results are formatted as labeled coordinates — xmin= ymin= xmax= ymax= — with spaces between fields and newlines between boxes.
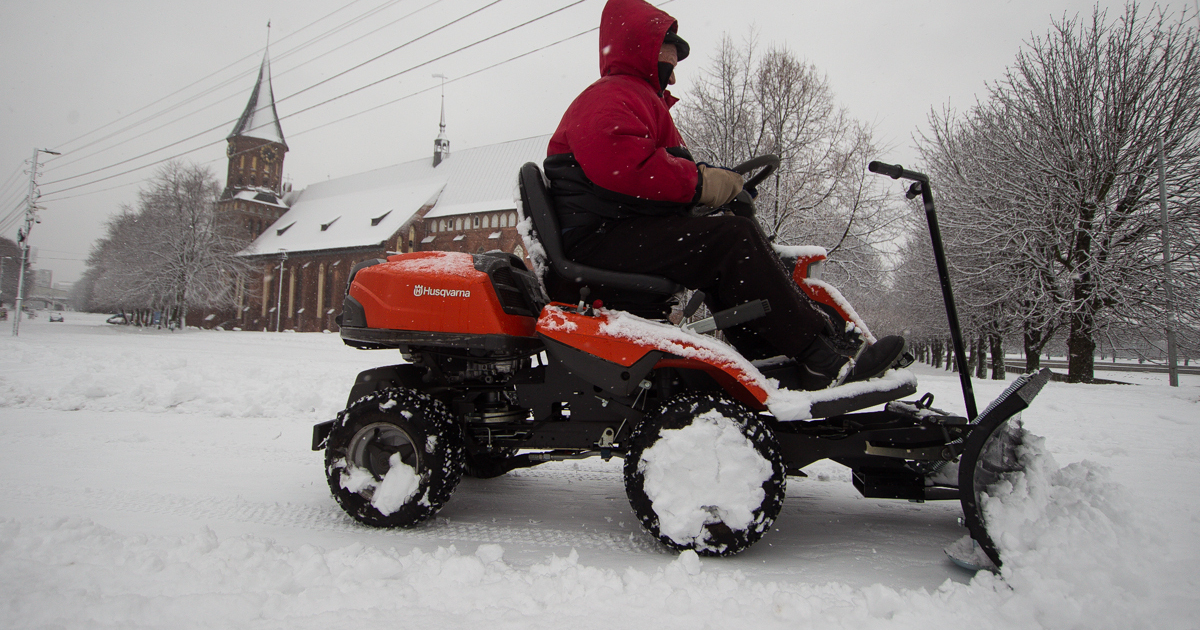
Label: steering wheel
xmin=732 ymin=154 xmax=780 ymax=190
xmin=692 ymin=154 xmax=780 ymax=217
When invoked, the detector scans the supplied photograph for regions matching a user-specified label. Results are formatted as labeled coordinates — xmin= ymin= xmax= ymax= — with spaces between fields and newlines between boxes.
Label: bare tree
xmin=675 ymin=34 xmax=904 ymax=317
xmin=916 ymin=3 xmax=1200 ymax=381
xmin=79 ymin=162 xmax=249 ymax=325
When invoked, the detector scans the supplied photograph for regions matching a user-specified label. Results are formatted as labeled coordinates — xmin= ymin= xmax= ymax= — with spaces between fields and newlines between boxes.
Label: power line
xmin=274 ymin=0 xmax=586 ymax=128
xmin=40 ymin=0 xmax=589 ymax=201
xmin=273 ymin=0 xmax=507 ymax=109
xmin=0 ymin=164 xmax=24 ymax=200
xmin=42 ymin=0 xmax=377 ymax=160
xmin=290 ymin=23 xmax=599 ymax=138
xmin=43 ymin=0 xmax=418 ymax=175
xmin=0 ymin=196 xmax=35 ymax=236
xmin=39 ymin=0 xmax=515 ymax=192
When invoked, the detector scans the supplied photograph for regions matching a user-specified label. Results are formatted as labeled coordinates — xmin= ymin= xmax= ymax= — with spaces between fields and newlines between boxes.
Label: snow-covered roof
xmin=423 ymin=135 xmax=548 ymax=219
xmin=228 ymin=49 xmax=287 ymax=148
xmin=233 ymin=190 xmax=287 ymax=209
xmin=242 ymin=135 xmax=550 ymax=256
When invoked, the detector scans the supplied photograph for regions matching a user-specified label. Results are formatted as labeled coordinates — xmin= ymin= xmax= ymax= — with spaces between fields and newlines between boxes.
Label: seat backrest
xmin=518 ymin=162 xmax=682 ymax=298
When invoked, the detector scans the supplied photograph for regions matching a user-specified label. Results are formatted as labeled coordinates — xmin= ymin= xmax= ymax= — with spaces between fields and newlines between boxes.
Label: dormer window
xmin=371 ymin=210 xmax=391 ymax=226
xmin=320 ymin=216 xmax=340 ymax=231
xmin=276 ymin=221 xmax=295 ymax=236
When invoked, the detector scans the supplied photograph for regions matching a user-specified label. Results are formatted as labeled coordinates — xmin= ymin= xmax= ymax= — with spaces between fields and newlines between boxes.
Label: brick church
xmin=192 ymin=48 xmax=549 ymax=332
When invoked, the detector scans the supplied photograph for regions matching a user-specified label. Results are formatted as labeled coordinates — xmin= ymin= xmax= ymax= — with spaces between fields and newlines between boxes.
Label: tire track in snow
xmin=4 ymin=482 xmax=663 ymax=555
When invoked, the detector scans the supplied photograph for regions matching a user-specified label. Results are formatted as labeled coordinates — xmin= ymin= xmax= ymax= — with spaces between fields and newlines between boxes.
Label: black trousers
xmin=567 ymin=214 xmax=829 ymax=359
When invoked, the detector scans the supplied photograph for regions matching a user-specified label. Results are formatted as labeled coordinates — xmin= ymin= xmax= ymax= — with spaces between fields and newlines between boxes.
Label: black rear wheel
xmin=624 ymin=392 xmax=786 ymax=556
xmin=325 ymin=388 xmax=464 ymax=527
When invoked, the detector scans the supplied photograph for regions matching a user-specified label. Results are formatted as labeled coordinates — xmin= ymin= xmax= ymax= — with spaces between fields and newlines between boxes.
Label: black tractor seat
xmin=518 ymin=162 xmax=682 ymax=319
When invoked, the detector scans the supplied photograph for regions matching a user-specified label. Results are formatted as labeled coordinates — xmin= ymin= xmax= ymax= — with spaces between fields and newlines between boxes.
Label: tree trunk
xmin=975 ymin=336 xmax=987 ymax=379
xmin=1023 ymin=321 xmax=1044 ymax=372
xmin=1066 ymin=267 xmax=1097 ymax=383
xmin=1067 ymin=310 xmax=1097 ymax=383
xmin=989 ymin=333 xmax=1005 ymax=379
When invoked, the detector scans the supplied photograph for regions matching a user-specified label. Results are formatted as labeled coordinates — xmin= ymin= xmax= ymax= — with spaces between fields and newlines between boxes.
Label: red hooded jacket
xmin=546 ymin=0 xmax=700 ymax=211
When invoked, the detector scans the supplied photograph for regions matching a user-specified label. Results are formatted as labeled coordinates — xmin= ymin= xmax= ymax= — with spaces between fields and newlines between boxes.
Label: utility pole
xmin=13 ymin=147 xmax=60 ymax=337
xmin=275 ymin=250 xmax=287 ymax=332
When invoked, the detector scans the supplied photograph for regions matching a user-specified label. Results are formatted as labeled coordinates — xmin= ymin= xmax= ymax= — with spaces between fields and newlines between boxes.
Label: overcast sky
xmin=1 ymin=0 xmax=1191 ymax=285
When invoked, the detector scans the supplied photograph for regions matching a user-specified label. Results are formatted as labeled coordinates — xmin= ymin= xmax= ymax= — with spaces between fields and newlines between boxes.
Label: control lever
xmin=684 ymin=299 xmax=771 ymax=334
xmin=577 ymin=287 xmax=592 ymax=315
xmin=678 ymin=290 xmax=706 ymax=327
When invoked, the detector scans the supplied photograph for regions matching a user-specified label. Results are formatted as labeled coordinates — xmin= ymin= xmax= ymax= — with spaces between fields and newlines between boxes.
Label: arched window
xmin=500 ymin=214 xmax=508 ymax=228
xmin=509 ymin=212 xmax=518 ymax=226
xmin=491 ymin=215 xmax=499 ymax=228
xmin=455 ymin=218 xmax=463 ymax=231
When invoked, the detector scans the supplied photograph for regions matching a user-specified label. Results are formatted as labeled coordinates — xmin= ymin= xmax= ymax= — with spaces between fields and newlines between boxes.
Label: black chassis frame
xmin=315 ymin=326 xmax=973 ymax=503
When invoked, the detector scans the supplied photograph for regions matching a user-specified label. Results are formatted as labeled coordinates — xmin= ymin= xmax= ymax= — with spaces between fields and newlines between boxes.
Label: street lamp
xmin=13 ymin=147 xmax=59 ymax=337
xmin=275 ymin=249 xmax=287 ymax=332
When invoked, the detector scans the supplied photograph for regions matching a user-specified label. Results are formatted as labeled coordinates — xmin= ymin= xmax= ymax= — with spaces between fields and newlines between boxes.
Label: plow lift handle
xmin=868 ymin=161 xmax=978 ymax=420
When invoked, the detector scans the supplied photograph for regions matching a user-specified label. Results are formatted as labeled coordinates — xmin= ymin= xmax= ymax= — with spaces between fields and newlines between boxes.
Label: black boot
xmin=793 ymin=334 xmax=908 ymax=391
xmin=845 ymin=335 xmax=908 ymax=384
xmin=794 ymin=335 xmax=852 ymax=391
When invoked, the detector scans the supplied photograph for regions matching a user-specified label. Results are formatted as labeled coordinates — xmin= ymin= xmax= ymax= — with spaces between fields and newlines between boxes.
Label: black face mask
xmin=657 ymin=61 xmax=674 ymax=93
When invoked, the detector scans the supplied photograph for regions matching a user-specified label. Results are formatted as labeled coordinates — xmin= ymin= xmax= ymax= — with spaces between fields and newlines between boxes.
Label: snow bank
xmin=0 ymin=321 xmax=379 ymax=420
xmin=977 ymin=428 xmax=1166 ymax=628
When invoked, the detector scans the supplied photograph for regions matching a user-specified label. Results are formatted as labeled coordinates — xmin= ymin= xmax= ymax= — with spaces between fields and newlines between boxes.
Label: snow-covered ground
xmin=1 ymin=312 xmax=1197 ymax=629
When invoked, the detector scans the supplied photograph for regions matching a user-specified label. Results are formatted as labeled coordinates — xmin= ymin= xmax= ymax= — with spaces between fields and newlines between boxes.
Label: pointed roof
xmin=228 ymin=48 xmax=287 ymax=148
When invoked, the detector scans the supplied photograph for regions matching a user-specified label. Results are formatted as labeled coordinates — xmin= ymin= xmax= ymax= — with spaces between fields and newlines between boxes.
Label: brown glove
xmin=697 ymin=164 xmax=744 ymax=208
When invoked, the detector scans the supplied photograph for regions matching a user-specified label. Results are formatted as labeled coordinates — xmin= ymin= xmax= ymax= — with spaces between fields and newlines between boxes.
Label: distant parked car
xmin=106 ymin=314 xmax=128 ymax=325
xmin=49 ymin=312 xmax=64 ymax=322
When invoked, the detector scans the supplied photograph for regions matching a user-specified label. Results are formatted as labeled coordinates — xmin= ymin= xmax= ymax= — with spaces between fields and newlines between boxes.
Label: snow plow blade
xmin=958 ymin=368 xmax=1053 ymax=568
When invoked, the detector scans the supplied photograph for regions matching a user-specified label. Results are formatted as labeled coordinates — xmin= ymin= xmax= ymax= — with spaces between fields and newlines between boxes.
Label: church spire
xmin=432 ymin=74 xmax=450 ymax=167
xmin=222 ymin=31 xmax=289 ymax=204
xmin=229 ymin=44 xmax=287 ymax=148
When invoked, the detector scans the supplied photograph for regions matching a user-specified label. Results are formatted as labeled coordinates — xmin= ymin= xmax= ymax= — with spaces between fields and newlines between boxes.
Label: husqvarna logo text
xmin=413 ymin=284 xmax=471 ymax=298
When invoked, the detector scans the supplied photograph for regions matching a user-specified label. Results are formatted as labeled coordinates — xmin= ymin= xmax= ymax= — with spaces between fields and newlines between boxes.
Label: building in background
xmin=191 ymin=48 xmax=547 ymax=332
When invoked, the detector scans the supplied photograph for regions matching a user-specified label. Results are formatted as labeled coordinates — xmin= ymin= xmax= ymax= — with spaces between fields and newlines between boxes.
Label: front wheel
xmin=325 ymin=388 xmax=465 ymax=527
xmin=624 ymin=392 xmax=786 ymax=556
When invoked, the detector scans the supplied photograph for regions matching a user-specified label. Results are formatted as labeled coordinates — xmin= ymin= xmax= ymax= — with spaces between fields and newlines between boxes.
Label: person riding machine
xmin=314 ymin=0 xmax=1053 ymax=566
xmin=540 ymin=0 xmax=905 ymax=392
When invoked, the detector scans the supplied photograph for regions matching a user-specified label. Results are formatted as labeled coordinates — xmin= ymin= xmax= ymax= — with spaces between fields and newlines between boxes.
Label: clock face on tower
xmin=260 ymin=146 xmax=278 ymax=163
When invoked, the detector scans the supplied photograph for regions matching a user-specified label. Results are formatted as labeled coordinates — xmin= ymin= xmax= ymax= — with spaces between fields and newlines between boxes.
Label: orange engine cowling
xmin=344 ymin=251 xmax=541 ymax=339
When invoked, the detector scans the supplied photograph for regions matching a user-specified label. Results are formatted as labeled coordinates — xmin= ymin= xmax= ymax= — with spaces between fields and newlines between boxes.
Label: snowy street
xmin=2 ymin=313 xmax=1198 ymax=628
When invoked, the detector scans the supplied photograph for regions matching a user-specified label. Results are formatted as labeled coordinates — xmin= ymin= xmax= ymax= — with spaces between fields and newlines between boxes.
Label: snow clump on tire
xmin=624 ymin=393 xmax=785 ymax=556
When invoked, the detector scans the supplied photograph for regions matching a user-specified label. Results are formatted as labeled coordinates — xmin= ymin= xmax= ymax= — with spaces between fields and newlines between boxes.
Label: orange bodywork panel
xmin=348 ymin=251 xmax=536 ymax=338
xmin=536 ymin=304 xmax=770 ymax=410
xmin=792 ymin=251 xmax=853 ymax=325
